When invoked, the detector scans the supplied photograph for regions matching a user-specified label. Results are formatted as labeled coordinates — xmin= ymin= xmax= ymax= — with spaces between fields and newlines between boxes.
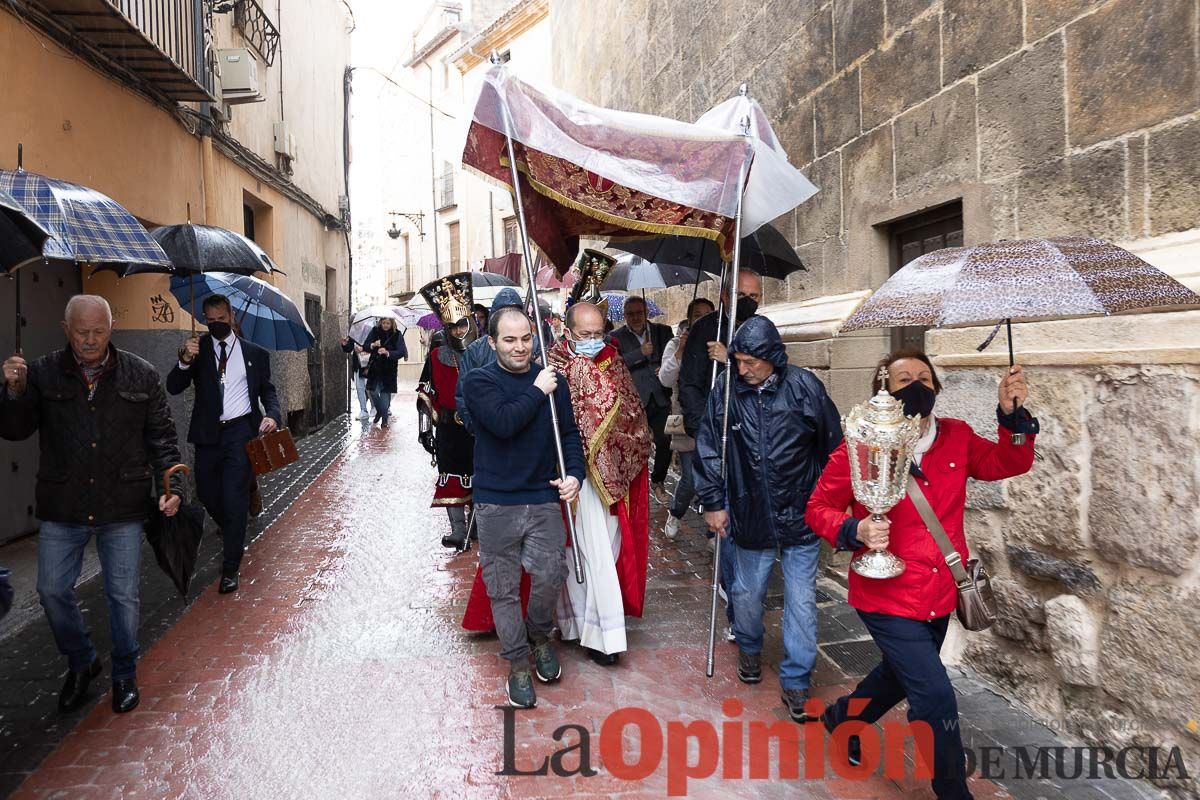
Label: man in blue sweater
xmin=461 ymin=306 xmax=585 ymax=708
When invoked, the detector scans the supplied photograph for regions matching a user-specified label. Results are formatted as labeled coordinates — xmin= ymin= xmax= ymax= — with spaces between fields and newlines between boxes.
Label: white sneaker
xmin=664 ymin=515 xmax=679 ymax=540
xmin=724 ymin=626 xmax=736 ymax=642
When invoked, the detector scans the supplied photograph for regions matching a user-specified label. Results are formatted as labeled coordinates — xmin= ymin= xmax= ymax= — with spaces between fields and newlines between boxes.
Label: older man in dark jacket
xmin=610 ymin=295 xmax=674 ymax=503
xmin=0 ymin=295 xmax=182 ymax=715
xmin=694 ymin=315 xmax=841 ymax=723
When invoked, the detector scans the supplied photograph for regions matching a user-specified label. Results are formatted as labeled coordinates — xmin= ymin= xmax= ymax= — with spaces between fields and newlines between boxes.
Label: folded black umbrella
xmin=611 ymin=222 xmax=806 ymax=280
xmin=145 ymin=465 xmax=205 ymax=598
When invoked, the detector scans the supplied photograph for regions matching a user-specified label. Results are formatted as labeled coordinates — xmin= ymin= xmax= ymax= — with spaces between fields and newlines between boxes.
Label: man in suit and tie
xmin=167 ymin=294 xmax=282 ymax=594
xmin=610 ymin=295 xmax=674 ymax=505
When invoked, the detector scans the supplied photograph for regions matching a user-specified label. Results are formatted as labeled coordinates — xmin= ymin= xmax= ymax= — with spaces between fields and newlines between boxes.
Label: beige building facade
xmin=351 ymin=0 xmax=550 ymax=379
xmin=0 ymin=0 xmax=353 ymax=542
xmin=552 ymin=1 xmax=1199 ymax=796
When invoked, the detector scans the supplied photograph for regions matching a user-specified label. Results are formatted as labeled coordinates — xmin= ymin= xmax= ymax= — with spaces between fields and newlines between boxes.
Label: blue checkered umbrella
xmin=0 ymin=186 xmax=50 ymax=272
xmin=170 ymin=271 xmax=315 ymax=352
xmin=0 ymin=170 xmax=171 ymax=272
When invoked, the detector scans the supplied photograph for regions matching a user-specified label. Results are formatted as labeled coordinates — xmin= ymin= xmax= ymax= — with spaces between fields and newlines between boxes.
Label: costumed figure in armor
xmin=417 ymin=273 xmax=477 ymax=550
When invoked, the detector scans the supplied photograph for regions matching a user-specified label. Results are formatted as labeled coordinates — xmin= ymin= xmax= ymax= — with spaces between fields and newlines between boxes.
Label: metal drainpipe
xmin=343 ymin=65 xmax=354 ymax=415
xmin=426 ymin=62 xmax=440 ymax=278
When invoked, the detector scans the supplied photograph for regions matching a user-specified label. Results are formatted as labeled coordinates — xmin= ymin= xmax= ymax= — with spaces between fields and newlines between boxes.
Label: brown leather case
xmin=245 ymin=428 xmax=299 ymax=476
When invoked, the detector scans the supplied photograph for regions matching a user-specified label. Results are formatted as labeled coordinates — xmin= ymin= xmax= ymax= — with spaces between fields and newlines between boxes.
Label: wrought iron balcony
xmin=24 ymin=0 xmax=215 ymax=102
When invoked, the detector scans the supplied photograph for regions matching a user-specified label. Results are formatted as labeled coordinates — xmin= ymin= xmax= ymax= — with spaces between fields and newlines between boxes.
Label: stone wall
xmin=551 ymin=1 xmax=1200 ymax=796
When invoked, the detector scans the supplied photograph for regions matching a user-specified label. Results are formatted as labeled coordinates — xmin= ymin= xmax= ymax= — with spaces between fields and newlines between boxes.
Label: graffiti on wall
xmin=150 ymin=294 xmax=175 ymax=324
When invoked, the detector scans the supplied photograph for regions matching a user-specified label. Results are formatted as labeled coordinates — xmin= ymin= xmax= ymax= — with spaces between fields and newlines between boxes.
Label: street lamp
xmin=387 ymin=211 xmax=425 ymax=240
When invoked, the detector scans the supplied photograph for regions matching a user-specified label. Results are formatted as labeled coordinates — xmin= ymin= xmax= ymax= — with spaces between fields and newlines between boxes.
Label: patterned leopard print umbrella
xmin=840 ymin=236 xmax=1200 ymax=332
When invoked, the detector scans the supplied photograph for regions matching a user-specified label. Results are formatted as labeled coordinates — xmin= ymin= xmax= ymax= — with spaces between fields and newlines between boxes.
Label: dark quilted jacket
xmin=0 ymin=345 xmax=182 ymax=526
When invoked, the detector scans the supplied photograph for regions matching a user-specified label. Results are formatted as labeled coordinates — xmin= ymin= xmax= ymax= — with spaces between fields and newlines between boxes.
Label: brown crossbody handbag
xmin=906 ymin=476 xmax=997 ymax=631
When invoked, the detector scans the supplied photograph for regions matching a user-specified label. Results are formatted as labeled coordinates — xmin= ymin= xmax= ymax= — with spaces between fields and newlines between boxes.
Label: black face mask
xmin=207 ymin=321 xmax=232 ymax=340
xmin=891 ymin=381 xmax=937 ymax=418
xmin=735 ymin=296 xmax=759 ymax=322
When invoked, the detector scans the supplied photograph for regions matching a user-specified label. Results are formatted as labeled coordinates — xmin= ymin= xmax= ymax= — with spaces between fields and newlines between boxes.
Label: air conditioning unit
xmin=218 ymin=48 xmax=265 ymax=104
xmin=273 ymin=122 xmax=298 ymax=161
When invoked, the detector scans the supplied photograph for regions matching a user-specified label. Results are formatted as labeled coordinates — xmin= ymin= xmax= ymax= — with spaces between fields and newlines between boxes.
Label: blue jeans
xmin=823 ymin=612 xmax=970 ymax=800
xmin=728 ymin=540 xmax=819 ymax=689
xmin=669 ymin=450 xmax=696 ymax=519
xmin=369 ymin=389 xmax=392 ymax=420
xmin=37 ymin=521 xmax=142 ymax=680
xmin=355 ymin=373 xmax=370 ymax=417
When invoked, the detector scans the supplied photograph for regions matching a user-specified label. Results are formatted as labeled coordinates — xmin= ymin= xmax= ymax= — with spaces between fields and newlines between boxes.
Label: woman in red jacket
xmin=806 ymin=349 xmax=1037 ymax=800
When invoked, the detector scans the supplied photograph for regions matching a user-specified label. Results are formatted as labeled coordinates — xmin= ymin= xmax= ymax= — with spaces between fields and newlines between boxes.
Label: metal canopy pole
xmin=708 ymin=261 xmax=730 ymax=391
xmin=706 ymin=118 xmax=754 ymax=678
xmin=491 ymin=55 xmax=584 ymax=585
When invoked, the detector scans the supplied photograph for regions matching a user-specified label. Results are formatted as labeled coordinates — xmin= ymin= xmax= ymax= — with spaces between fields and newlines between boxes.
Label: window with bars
xmin=438 ymin=162 xmax=456 ymax=209
xmin=887 ymin=201 xmax=963 ymax=352
xmin=503 ymin=217 xmax=519 ymax=254
xmin=447 ymin=222 xmax=461 ymax=272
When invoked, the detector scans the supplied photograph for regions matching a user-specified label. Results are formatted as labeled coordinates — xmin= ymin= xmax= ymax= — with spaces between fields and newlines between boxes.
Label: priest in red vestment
xmin=549 ymin=301 xmax=651 ymax=665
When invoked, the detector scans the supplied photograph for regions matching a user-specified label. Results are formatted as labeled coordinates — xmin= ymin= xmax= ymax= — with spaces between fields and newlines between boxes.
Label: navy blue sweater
xmin=461 ymin=362 xmax=586 ymax=506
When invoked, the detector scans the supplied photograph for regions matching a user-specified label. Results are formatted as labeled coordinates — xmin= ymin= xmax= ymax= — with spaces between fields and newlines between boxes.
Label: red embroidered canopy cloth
xmin=462 ymin=66 xmax=753 ymax=273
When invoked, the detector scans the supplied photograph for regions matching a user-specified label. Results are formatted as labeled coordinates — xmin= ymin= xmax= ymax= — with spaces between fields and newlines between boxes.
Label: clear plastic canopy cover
xmin=695 ymin=93 xmax=820 ymax=235
xmin=467 ymin=66 xmax=752 ymax=217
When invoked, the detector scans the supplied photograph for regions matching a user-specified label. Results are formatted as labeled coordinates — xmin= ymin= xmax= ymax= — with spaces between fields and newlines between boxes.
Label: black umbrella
xmin=145 ymin=464 xmax=205 ymax=598
xmin=132 ymin=218 xmax=284 ymax=333
xmin=143 ymin=222 xmax=283 ymax=277
xmin=612 ymin=222 xmax=806 ymax=280
xmin=470 ymin=270 xmax=518 ymax=287
xmin=599 ymin=253 xmax=713 ymax=292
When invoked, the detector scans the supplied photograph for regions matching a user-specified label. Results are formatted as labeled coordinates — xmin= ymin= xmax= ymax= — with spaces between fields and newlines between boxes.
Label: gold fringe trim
xmin=498 ymin=155 xmax=731 ymax=252
xmin=431 ymin=495 xmax=472 ymax=507
xmin=586 ymin=395 xmax=622 ymax=508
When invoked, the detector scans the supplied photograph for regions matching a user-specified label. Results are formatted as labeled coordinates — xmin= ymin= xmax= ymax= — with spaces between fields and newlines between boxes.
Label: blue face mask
xmin=572 ymin=338 xmax=605 ymax=358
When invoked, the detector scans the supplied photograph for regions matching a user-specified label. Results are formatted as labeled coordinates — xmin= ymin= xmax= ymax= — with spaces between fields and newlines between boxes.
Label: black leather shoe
xmin=586 ymin=648 xmax=619 ymax=666
xmin=58 ymin=659 xmax=102 ymax=713
xmin=441 ymin=533 xmax=467 ymax=549
xmin=111 ymin=678 xmax=140 ymax=714
xmin=821 ymin=708 xmax=863 ymax=766
xmin=219 ymin=574 xmax=239 ymax=594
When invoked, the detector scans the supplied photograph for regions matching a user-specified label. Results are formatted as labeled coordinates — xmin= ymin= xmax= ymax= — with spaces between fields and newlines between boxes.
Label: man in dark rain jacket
xmin=693 ymin=315 xmax=842 ymax=724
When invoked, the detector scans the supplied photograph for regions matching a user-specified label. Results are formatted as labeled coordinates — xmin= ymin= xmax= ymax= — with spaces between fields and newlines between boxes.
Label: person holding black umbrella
xmin=167 ymin=294 xmax=282 ymax=595
xmin=0 ymin=295 xmax=182 ymax=714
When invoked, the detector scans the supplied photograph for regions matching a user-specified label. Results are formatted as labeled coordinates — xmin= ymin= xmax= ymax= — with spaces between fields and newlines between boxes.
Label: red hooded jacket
xmin=806 ymin=415 xmax=1036 ymax=621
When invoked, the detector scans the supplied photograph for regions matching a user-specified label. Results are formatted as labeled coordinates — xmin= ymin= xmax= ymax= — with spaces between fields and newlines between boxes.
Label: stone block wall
xmin=934 ymin=361 xmax=1200 ymax=799
xmin=553 ymin=0 xmax=1200 ymax=404
xmin=552 ymin=1 xmax=1200 ymax=795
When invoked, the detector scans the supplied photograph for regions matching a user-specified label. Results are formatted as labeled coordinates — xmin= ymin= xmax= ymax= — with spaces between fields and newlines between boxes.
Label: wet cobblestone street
xmin=4 ymin=399 xmax=1165 ymax=799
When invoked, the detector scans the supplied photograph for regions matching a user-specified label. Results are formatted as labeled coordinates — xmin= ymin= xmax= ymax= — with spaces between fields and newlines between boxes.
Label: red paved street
xmin=12 ymin=400 xmax=1012 ymax=799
